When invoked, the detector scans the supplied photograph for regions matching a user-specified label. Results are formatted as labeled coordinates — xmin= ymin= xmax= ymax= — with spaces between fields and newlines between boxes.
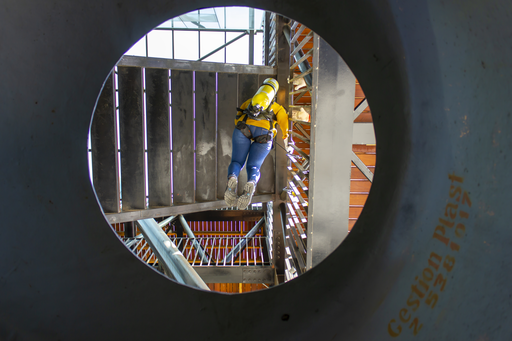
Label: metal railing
xmin=281 ymin=20 xmax=313 ymax=280
xmin=124 ymin=235 xmax=271 ymax=267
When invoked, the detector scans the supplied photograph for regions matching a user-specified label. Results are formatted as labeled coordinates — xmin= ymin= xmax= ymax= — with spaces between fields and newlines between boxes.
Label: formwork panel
xmin=195 ymin=71 xmax=217 ymax=202
xmin=216 ymin=72 xmax=238 ymax=200
xmin=236 ymin=73 xmax=259 ymax=195
xmin=238 ymin=73 xmax=259 ymax=103
xmin=171 ymin=70 xmax=194 ymax=204
xmin=91 ymin=72 xmax=120 ymax=213
xmin=118 ymin=66 xmax=145 ymax=210
xmin=146 ymin=68 xmax=171 ymax=207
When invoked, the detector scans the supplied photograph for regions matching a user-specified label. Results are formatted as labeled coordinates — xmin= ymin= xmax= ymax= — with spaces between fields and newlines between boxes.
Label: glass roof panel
xmin=225 ymin=7 xmax=250 ymax=30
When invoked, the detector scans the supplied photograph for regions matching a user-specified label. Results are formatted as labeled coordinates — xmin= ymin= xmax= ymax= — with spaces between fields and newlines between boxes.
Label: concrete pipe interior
xmin=1 ymin=0 xmax=511 ymax=340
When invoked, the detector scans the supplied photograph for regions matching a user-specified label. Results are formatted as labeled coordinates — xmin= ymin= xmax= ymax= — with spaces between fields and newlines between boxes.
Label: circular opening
xmin=88 ymin=6 xmax=376 ymax=293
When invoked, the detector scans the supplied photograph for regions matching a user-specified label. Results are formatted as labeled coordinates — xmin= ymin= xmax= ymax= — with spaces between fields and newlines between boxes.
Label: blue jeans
xmin=227 ymin=125 xmax=273 ymax=183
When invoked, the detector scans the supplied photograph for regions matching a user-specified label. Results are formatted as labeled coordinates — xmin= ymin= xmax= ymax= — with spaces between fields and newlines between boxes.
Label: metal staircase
xmin=118 ymin=211 xmax=275 ymax=289
xmin=90 ymin=13 xmax=377 ymax=289
xmin=279 ymin=19 xmax=376 ymax=280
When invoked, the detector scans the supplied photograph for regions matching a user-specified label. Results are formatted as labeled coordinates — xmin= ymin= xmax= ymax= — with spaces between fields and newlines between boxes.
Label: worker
xmin=224 ymin=78 xmax=292 ymax=210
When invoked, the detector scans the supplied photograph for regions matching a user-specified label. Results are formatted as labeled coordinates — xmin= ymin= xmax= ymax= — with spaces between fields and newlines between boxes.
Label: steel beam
xmin=198 ymin=31 xmax=248 ymax=61
xmin=135 ymin=219 xmax=209 ymax=291
xmin=154 ymin=27 xmax=263 ymax=33
xmin=290 ymin=131 xmax=310 ymax=144
xmin=105 ymin=194 xmax=274 ymax=224
xmin=307 ymin=34 xmax=355 ymax=270
xmin=351 ymin=152 xmax=374 ymax=182
xmin=118 ymin=55 xmax=275 ymax=75
xmin=158 ymin=215 xmax=178 ymax=228
xmin=178 ymin=215 xmax=209 ymax=264
xmin=193 ymin=266 xmax=274 ymax=284
xmin=352 ymin=123 xmax=376 ymax=145
xmin=271 ymin=15 xmax=290 ymax=282
xmin=223 ymin=217 xmax=265 ymax=264
xmin=289 ymin=24 xmax=306 ymax=45
xmin=289 ymin=49 xmax=313 ymax=72
xmin=353 ymin=98 xmax=368 ymax=120
xmin=249 ymin=8 xmax=255 ymax=65
xmin=283 ymin=24 xmax=313 ymax=87
xmin=289 ymin=68 xmax=312 ymax=85
xmin=182 ymin=210 xmax=263 ymax=222
xmin=124 ymin=222 xmax=136 ymax=238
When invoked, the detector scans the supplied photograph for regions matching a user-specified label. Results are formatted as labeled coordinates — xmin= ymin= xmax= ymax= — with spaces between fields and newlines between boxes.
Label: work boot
xmin=237 ymin=181 xmax=256 ymax=210
xmin=224 ymin=176 xmax=238 ymax=207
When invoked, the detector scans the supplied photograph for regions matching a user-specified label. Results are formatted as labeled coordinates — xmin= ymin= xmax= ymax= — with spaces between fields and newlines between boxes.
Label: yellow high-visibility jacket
xmin=234 ymin=99 xmax=289 ymax=140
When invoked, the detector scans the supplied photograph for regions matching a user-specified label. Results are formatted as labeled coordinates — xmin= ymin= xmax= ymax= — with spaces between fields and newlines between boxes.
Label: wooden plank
xmin=349 ymin=194 xmax=368 ymax=206
xmin=145 ymin=68 xmax=171 ymax=208
xmin=118 ymin=66 xmax=145 ymax=210
xmin=91 ymin=72 xmax=119 ymax=213
xmin=354 ymin=87 xmax=365 ymax=98
xmin=350 ymin=180 xmax=372 ymax=193
xmin=353 ymin=153 xmax=376 ymax=166
xmin=352 ymin=145 xmax=376 ymax=153
xmin=195 ymin=71 xmax=217 ymax=202
xmin=171 ymin=70 xmax=194 ymax=204
xmin=293 ymin=96 xmax=312 ymax=105
xmin=349 ymin=219 xmax=356 ymax=231
xmin=354 ymin=99 xmax=371 ymax=111
xmin=351 ymin=166 xmax=376 ymax=179
xmin=216 ymin=72 xmax=238 ymax=200
xmin=354 ymin=113 xmax=373 ymax=123
xmin=293 ymin=142 xmax=310 ymax=153
xmin=349 ymin=206 xmax=363 ymax=219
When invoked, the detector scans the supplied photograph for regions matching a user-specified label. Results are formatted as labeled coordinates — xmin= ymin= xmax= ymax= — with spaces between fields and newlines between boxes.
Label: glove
xmin=284 ymin=139 xmax=294 ymax=154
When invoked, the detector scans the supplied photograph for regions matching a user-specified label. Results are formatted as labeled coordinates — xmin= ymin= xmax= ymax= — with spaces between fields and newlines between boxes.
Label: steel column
xmin=178 ymin=215 xmax=209 ymax=263
xmin=352 ymin=122 xmax=376 ymax=145
xmin=351 ymin=152 xmax=374 ymax=182
xmin=249 ymin=8 xmax=255 ymax=65
xmin=306 ymin=34 xmax=355 ymax=269
xmin=193 ymin=266 xmax=274 ymax=284
xmin=118 ymin=66 xmax=146 ymax=210
xmin=136 ymin=218 xmax=209 ymax=291
xmin=223 ymin=216 xmax=265 ymax=263
xmin=271 ymin=15 xmax=291 ymax=282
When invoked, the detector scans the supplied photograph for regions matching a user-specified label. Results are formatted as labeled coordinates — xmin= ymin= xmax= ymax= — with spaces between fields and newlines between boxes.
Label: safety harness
xmin=235 ymin=107 xmax=277 ymax=143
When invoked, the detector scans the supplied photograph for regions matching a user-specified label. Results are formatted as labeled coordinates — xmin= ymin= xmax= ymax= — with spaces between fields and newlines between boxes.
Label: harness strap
xmin=235 ymin=121 xmax=273 ymax=144
xmin=237 ymin=107 xmax=275 ymax=130
xmin=235 ymin=103 xmax=276 ymax=144
xmin=236 ymin=121 xmax=253 ymax=139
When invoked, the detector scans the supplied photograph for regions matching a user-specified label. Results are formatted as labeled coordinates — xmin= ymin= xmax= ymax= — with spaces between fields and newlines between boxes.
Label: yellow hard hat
xmin=248 ymin=78 xmax=279 ymax=116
